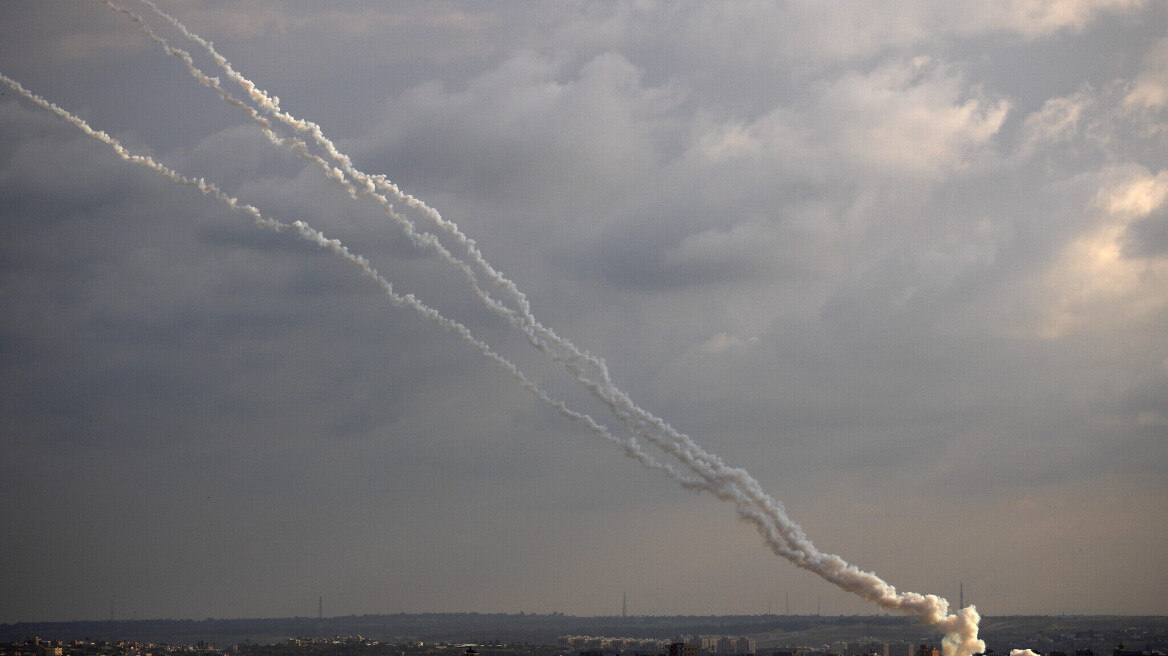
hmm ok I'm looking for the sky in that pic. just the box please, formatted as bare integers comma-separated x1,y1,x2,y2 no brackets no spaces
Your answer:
1,0,1167,625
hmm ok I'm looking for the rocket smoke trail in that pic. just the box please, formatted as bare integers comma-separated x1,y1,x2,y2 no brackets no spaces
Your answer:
15,3,988,654
0,72,692,489
110,12,988,656
109,0,814,533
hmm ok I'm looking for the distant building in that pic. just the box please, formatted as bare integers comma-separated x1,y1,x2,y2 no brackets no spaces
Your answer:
670,643,699,656
854,644,887,656
888,644,912,656
915,646,938,656
736,638,757,655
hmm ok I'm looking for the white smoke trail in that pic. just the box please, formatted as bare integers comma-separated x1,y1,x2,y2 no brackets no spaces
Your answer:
48,4,988,653
112,0,800,523
1011,650,1041,656
123,0,598,384
106,0,796,531
100,2,720,493
0,71,698,489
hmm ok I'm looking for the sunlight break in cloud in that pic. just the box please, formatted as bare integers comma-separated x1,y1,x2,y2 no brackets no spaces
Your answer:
1038,166,1168,337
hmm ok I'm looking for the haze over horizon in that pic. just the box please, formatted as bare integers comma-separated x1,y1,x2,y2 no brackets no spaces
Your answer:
1,1,1166,625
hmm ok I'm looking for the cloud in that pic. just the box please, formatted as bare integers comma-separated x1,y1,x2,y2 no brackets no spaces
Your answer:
2,0,1168,622
1020,89,1092,151
756,58,1009,179
1031,166,1168,337
945,0,1148,38
1125,37,1168,111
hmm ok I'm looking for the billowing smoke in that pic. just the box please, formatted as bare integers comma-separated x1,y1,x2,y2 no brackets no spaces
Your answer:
3,4,990,655
1011,650,1042,656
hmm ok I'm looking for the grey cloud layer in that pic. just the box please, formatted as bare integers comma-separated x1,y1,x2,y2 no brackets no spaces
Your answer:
1,0,1166,622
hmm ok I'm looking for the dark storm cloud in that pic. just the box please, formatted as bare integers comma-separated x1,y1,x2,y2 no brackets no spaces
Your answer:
1,0,1167,624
